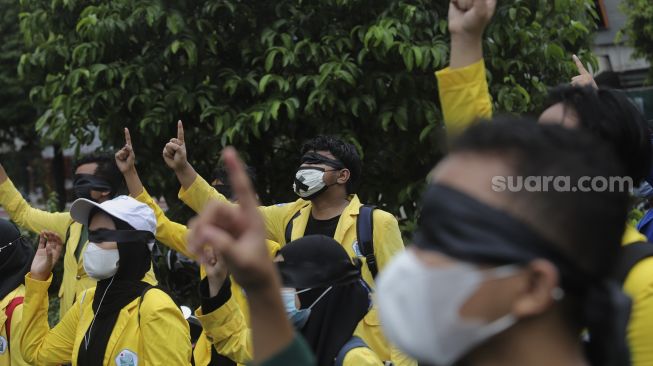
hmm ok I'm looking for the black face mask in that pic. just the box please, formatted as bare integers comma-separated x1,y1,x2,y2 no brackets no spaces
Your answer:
73,174,113,201
212,184,234,201
88,229,154,244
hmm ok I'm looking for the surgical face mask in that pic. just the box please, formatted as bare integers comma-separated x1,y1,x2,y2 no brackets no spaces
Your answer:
293,167,334,200
281,286,333,329
83,242,120,280
377,250,519,365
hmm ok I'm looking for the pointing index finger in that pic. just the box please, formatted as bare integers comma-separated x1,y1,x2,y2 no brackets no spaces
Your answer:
124,127,132,147
223,147,259,210
573,54,588,75
177,120,185,144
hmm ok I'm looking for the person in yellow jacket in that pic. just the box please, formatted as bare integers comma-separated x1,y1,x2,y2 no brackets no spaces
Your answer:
197,234,384,366
162,122,414,366
114,128,279,366
0,157,156,319
434,1,653,364
19,195,191,366
0,219,33,366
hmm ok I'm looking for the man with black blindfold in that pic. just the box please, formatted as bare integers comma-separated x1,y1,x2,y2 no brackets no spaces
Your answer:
376,118,632,366
196,234,383,366
0,156,157,319
0,219,34,365
163,121,412,366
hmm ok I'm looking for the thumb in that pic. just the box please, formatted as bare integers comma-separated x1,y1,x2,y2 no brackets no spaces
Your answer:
573,54,589,75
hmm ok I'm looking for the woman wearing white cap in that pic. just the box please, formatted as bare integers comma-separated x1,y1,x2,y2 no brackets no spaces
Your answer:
19,195,192,366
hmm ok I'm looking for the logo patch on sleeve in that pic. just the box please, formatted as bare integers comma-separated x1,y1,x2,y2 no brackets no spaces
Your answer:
0,336,7,354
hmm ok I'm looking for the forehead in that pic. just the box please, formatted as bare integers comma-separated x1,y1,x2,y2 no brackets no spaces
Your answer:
89,211,116,230
310,150,336,160
429,152,514,211
75,162,98,175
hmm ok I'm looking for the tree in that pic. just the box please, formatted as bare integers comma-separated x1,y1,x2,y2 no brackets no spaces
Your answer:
18,0,598,229
620,0,653,82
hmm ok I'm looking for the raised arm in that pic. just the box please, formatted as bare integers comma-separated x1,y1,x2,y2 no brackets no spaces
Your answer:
20,232,77,365
435,0,496,134
116,127,196,258
0,163,72,238
163,121,199,190
187,147,313,365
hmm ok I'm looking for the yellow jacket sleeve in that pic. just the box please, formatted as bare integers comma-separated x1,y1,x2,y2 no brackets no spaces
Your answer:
133,189,194,259
178,175,291,244
140,289,193,365
435,59,493,134
20,274,79,365
0,179,72,239
195,295,252,364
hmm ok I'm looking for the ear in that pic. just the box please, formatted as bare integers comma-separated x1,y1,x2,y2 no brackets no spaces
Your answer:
511,259,560,318
336,168,351,185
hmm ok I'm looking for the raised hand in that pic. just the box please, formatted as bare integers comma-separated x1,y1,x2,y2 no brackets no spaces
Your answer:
202,246,229,297
30,231,63,281
571,54,598,89
187,147,272,291
448,0,497,37
115,127,136,174
162,120,189,171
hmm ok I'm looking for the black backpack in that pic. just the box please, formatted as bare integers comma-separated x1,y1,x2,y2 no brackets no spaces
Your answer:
613,241,653,283
284,205,379,278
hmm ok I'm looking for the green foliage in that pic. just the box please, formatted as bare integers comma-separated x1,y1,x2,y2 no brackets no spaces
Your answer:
620,0,653,83
17,0,597,231
0,0,39,147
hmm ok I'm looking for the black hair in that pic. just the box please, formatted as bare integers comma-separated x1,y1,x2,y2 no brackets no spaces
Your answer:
301,136,362,194
547,85,652,184
73,153,126,198
211,165,257,184
451,117,628,280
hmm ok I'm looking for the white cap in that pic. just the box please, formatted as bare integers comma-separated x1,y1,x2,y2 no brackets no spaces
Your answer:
70,195,157,239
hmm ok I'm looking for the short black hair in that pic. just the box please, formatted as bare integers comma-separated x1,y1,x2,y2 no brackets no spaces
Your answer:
301,136,362,194
451,117,628,279
211,165,257,184
73,153,126,198
547,86,652,184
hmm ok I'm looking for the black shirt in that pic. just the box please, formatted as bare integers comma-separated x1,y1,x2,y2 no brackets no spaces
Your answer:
304,214,341,238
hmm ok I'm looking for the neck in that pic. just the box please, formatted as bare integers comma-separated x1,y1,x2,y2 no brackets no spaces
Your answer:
310,189,350,220
464,312,588,366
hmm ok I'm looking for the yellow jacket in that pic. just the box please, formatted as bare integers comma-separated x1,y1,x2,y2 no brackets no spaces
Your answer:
435,61,653,366
0,286,29,366
178,175,414,366
132,189,280,366
195,295,384,366
19,273,191,366
0,179,157,319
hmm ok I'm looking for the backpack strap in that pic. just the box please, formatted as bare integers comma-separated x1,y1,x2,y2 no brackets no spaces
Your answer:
284,210,302,244
138,285,157,324
613,242,653,283
357,205,378,278
334,336,368,366
4,296,24,342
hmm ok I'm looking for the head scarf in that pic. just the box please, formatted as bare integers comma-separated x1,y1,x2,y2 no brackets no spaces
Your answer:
0,219,34,299
278,235,371,366
77,210,152,366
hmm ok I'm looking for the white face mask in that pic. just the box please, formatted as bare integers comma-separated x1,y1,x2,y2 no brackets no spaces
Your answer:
293,167,328,199
376,250,519,365
83,242,119,280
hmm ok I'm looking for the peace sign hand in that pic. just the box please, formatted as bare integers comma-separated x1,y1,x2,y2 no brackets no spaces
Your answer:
163,120,190,172
115,127,136,174
571,55,598,89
